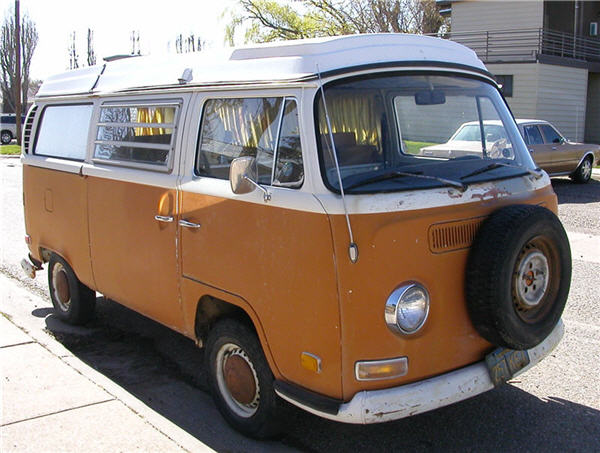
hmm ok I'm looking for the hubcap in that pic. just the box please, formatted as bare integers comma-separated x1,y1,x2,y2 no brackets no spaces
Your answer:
51,263,71,312
1,132,10,143
581,160,592,180
216,343,260,418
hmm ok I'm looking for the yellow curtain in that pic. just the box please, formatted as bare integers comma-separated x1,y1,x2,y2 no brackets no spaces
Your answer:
318,93,381,147
135,107,174,136
214,99,280,149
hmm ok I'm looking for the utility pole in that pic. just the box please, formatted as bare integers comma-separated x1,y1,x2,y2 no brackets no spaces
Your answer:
14,0,22,146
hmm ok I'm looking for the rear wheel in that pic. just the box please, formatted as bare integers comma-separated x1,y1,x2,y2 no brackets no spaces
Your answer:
48,254,96,324
1,130,12,145
206,319,282,439
571,156,592,183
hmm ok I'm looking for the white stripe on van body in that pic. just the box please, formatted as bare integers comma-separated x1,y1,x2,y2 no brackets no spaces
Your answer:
23,152,552,216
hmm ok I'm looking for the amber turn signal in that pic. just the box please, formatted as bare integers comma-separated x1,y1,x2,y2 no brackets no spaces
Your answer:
301,352,322,373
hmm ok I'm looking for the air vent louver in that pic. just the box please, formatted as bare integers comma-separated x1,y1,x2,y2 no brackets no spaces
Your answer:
22,105,37,154
428,217,486,253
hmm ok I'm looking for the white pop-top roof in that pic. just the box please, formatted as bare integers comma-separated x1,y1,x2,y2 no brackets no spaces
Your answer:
37,33,489,98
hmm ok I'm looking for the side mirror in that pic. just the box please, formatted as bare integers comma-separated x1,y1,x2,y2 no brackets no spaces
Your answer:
229,156,257,195
229,156,271,202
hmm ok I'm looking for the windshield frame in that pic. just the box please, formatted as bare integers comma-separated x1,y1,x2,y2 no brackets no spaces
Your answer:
313,70,536,194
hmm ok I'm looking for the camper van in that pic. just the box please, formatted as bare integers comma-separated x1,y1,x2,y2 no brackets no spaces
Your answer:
21,34,571,438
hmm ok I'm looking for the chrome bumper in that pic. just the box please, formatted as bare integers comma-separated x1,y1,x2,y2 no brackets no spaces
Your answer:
21,255,41,279
276,320,564,424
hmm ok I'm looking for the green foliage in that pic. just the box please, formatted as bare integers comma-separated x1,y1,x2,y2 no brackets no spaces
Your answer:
227,0,446,44
0,145,21,155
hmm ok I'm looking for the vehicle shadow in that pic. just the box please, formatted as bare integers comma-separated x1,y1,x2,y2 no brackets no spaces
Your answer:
42,297,600,452
552,176,600,204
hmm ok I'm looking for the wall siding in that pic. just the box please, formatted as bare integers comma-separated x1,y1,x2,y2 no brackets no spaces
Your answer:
487,63,539,120
585,73,600,144
451,1,544,33
487,62,588,142
536,64,588,142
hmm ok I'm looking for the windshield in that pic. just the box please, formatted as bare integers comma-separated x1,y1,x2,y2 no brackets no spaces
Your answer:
316,73,536,193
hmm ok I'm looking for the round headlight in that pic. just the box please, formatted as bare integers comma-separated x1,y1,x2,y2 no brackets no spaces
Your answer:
385,283,430,335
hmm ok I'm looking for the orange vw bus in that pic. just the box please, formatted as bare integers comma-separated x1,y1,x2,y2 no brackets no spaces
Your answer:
21,34,570,438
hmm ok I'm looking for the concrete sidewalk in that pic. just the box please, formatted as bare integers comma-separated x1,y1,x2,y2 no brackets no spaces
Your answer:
0,274,214,452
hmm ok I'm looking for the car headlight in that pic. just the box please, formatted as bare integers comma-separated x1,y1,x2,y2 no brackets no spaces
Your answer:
385,283,430,335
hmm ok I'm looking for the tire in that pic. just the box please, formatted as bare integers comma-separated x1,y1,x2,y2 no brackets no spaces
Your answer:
466,205,571,350
48,253,96,325
1,130,12,145
206,319,283,439
570,156,593,184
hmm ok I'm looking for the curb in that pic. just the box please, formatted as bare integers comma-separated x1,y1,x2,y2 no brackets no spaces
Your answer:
0,273,215,452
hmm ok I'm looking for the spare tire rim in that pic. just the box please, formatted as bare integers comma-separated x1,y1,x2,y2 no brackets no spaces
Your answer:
513,239,558,323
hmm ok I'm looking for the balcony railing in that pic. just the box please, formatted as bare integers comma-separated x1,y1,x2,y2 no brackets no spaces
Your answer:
433,28,600,63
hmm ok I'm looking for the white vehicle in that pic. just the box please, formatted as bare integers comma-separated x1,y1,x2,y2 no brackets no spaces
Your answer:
21,34,570,438
1,113,25,144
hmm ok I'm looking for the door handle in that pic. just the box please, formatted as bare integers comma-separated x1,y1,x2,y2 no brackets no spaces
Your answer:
179,219,201,229
552,146,557,150
154,215,174,223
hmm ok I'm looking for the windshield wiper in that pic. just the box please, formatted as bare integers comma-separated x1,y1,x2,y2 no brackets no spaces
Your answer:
345,170,466,191
460,161,544,180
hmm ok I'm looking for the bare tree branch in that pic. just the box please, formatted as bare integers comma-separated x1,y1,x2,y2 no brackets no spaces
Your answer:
0,10,37,112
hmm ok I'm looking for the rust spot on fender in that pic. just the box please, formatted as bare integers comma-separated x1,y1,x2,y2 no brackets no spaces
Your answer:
470,187,511,201
447,189,464,199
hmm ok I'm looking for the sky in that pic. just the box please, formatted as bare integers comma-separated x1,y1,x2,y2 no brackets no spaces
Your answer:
0,0,238,81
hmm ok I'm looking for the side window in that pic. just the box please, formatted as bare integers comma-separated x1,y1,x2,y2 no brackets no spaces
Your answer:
196,97,303,188
94,103,178,168
34,104,93,160
539,124,562,144
524,125,544,145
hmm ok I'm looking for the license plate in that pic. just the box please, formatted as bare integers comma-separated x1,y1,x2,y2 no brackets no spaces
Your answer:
485,347,530,387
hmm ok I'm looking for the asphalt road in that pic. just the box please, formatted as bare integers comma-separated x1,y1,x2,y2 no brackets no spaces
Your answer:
1,157,599,452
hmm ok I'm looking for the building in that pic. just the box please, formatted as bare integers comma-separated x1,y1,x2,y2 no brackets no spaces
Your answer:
437,0,600,144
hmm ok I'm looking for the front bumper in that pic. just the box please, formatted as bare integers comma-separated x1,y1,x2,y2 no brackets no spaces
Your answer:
276,320,564,424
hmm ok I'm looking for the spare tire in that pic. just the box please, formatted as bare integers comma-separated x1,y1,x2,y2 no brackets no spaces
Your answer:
466,204,571,350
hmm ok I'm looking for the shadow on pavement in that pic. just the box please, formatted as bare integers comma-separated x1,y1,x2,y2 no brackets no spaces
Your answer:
552,177,600,204
40,297,600,452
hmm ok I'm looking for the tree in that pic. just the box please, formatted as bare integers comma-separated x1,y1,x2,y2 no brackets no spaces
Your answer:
174,33,205,53
131,30,141,55
68,31,79,70
226,0,446,44
87,28,96,66
0,8,38,113
68,28,97,69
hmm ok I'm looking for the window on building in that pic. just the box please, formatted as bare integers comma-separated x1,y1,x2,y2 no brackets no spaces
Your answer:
196,97,304,188
94,102,179,168
495,75,513,97
34,104,93,160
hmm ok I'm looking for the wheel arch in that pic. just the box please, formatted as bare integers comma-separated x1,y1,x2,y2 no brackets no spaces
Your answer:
576,151,595,169
189,288,282,379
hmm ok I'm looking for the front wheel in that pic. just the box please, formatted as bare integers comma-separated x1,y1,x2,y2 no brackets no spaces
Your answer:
571,156,592,183
206,319,283,439
48,253,96,324
1,130,12,145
